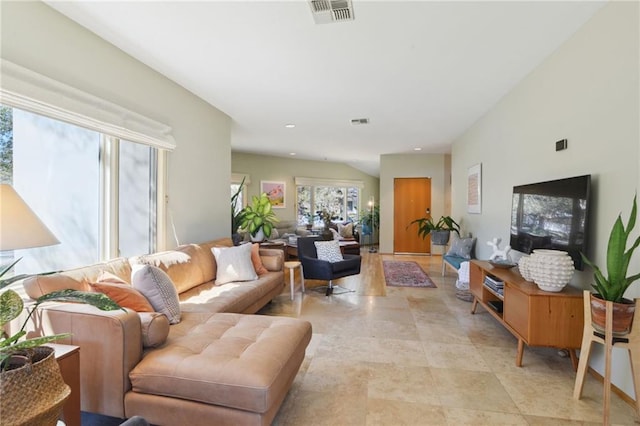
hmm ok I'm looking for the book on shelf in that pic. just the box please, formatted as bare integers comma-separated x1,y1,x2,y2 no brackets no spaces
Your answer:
483,282,504,296
484,275,503,287
484,277,503,291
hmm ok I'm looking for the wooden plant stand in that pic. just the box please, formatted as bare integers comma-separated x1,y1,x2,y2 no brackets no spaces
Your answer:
573,290,640,425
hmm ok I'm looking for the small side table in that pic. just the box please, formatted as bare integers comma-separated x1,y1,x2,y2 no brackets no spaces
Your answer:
284,261,305,300
48,343,81,426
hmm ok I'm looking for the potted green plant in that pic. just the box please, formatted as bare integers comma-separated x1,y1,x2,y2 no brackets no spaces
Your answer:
239,193,279,242
1,287,121,424
409,215,460,245
360,205,379,234
231,177,246,245
582,195,640,336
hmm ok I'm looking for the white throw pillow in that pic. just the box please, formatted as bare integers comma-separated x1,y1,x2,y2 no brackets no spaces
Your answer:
314,240,344,263
211,243,258,284
132,264,181,324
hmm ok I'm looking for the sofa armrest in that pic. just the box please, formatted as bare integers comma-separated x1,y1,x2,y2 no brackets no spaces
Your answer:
259,248,284,272
30,303,143,418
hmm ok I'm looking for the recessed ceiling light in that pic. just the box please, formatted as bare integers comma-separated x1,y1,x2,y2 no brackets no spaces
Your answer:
414,147,422,151
285,124,296,128
289,152,296,156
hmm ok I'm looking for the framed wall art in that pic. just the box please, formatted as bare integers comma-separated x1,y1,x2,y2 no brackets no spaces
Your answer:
467,163,482,214
260,181,286,208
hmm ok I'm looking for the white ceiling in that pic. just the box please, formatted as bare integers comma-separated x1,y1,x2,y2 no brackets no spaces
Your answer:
46,0,606,177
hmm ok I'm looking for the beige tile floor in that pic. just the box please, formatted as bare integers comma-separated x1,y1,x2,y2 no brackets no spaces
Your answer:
260,251,640,426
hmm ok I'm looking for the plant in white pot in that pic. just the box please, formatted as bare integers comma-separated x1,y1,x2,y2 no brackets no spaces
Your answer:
0,287,121,425
239,193,279,242
409,215,460,246
582,195,640,336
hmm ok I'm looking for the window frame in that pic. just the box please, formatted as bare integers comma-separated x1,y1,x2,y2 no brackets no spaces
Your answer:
0,60,170,262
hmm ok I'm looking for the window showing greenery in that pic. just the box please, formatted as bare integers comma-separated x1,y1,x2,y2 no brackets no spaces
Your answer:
0,106,12,183
231,183,244,216
297,184,359,227
0,105,158,274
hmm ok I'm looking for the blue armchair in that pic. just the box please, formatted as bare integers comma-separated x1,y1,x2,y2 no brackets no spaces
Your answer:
297,237,362,296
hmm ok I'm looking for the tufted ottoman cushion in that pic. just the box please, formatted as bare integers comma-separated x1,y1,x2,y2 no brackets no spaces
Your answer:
128,313,312,414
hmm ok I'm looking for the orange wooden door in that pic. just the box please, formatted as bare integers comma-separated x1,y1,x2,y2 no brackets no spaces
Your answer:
394,177,431,254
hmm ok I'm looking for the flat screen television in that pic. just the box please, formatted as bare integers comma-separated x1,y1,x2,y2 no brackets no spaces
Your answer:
510,175,591,270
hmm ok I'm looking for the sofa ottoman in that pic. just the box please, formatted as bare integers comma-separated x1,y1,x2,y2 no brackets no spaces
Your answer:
125,313,312,426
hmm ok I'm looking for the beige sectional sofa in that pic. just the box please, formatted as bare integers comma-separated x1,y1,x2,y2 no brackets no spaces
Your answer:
21,238,312,426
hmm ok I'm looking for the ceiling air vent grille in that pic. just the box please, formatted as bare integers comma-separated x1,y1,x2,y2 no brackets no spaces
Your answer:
310,0,331,12
309,0,354,24
351,118,369,125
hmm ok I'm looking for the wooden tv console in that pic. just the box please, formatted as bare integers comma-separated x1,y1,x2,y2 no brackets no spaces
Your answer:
469,260,584,368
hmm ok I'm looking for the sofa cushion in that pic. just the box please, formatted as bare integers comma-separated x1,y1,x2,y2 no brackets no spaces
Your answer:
22,258,131,299
129,313,312,414
23,273,89,299
259,249,284,272
130,239,232,295
130,246,213,295
211,243,257,284
139,312,170,348
132,265,181,324
443,255,466,270
89,281,154,313
178,272,284,314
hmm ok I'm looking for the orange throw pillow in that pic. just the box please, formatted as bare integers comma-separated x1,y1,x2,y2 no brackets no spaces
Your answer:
251,243,269,275
89,282,154,312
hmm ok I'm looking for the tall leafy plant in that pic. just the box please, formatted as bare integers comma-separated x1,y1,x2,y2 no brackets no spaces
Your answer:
582,195,640,302
239,193,279,238
231,177,246,235
360,205,380,233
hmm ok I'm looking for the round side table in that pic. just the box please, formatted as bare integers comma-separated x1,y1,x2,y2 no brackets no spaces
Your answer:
284,261,305,300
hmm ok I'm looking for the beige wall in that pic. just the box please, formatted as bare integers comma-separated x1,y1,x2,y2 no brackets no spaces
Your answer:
1,1,232,248
451,2,639,397
379,154,449,254
232,152,379,225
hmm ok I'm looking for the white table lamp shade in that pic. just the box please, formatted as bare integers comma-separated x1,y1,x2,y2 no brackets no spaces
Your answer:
0,184,59,251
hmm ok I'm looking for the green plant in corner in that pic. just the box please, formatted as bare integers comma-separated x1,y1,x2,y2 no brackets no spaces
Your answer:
582,195,640,303
239,192,279,239
360,205,379,233
0,288,122,369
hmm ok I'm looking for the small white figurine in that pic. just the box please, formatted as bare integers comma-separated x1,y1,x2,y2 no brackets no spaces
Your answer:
487,237,512,262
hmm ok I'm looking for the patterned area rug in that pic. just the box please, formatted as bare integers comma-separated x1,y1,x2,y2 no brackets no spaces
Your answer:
382,260,437,288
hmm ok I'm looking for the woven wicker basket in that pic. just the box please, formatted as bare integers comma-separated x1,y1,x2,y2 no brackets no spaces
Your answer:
0,346,71,426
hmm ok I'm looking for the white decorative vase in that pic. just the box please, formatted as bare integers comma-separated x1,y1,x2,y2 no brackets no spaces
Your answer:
518,255,533,281
528,249,575,292
250,228,265,242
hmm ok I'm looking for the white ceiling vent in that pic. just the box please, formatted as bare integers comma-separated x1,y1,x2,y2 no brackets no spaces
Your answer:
351,118,369,125
309,0,354,24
